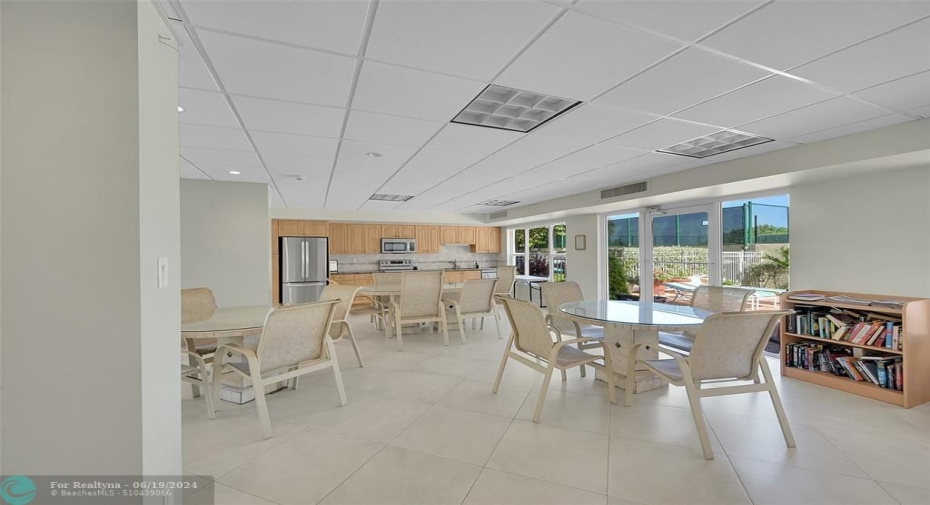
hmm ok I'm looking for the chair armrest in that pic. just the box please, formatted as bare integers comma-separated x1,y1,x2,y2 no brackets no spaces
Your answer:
546,324,563,342
215,343,258,361
552,336,603,350
182,350,208,368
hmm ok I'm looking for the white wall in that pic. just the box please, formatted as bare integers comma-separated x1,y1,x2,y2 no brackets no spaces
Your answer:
181,180,271,306
791,165,930,297
564,214,602,300
1,0,179,475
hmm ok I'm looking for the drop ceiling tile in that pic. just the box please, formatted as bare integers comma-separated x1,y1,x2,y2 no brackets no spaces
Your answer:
910,105,930,118
276,180,328,209
251,131,338,158
524,144,644,181
466,135,590,179
262,153,333,175
181,0,369,54
672,75,839,127
359,200,404,211
394,148,486,179
367,0,559,80
231,95,344,137
377,177,436,196
180,124,253,151
575,0,765,42
786,113,914,144
172,21,218,91
495,11,683,100
270,189,286,208
792,19,930,93
179,88,239,128
196,164,271,184
180,147,263,168
602,118,722,151
197,30,356,106
338,139,419,165
699,1,930,70
569,152,687,181
425,123,524,154
736,97,890,140
343,110,443,147
179,158,210,180
531,104,657,143
352,61,486,121
853,71,930,111
595,47,770,115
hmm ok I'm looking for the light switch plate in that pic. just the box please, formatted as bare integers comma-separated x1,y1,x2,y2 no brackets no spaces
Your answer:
157,258,169,288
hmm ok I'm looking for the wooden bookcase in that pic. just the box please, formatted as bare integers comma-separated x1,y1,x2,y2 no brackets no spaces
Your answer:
780,290,930,408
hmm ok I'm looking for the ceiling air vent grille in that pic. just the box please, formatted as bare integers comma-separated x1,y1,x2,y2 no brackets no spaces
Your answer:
601,181,647,200
490,211,508,220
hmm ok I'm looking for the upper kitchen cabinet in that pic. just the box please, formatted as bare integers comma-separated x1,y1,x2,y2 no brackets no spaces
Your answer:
474,227,502,253
416,225,441,254
458,226,476,245
277,219,329,237
440,227,458,245
348,224,366,254
382,225,415,238
489,227,501,253
365,225,382,254
329,223,349,254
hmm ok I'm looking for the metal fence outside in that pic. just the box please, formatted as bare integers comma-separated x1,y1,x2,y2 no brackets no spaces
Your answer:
608,247,764,285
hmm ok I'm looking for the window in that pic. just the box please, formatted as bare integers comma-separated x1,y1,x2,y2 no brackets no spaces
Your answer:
722,195,790,302
508,223,565,282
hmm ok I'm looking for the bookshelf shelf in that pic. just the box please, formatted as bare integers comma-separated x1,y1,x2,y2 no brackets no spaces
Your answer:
781,290,930,409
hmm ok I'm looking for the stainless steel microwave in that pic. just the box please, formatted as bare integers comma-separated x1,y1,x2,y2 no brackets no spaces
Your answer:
381,238,416,254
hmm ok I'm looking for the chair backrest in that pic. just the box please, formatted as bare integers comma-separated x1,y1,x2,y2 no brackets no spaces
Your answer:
319,284,362,337
687,310,790,381
457,279,499,314
181,287,217,323
256,300,338,373
690,285,754,312
373,272,402,286
494,266,517,295
500,297,556,358
539,281,584,333
399,271,443,318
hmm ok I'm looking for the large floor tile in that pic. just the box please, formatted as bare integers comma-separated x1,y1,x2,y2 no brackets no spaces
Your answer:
516,388,612,434
818,426,930,489
183,414,306,478
463,468,606,505
547,372,612,398
731,457,897,505
414,355,488,378
370,370,463,404
487,420,609,494
304,365,404,393
468,359,548,389
319,446,481,505
185,483,275,505
218,427,382,504
390,406,512,465
610,402,723,452
439,379,531,418
707,410,867,478
364,349,433,371
878,482,930,505
265,384,358,425
300,394,431,443
607,436,750,505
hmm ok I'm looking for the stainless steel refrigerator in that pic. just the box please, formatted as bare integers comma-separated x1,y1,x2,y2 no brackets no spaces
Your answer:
280,237,328,305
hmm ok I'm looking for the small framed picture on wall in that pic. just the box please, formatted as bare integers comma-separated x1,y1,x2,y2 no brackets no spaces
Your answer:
574,234,586,250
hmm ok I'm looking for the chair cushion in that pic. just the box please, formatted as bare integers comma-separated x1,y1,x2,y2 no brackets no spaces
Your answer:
658,331,694,352
555,345,600,367
641,359,684,382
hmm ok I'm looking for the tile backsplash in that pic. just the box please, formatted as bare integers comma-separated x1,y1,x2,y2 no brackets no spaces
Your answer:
332,245,503,273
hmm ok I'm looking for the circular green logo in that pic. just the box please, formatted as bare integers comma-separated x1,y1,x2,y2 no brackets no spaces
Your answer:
0,476,36,505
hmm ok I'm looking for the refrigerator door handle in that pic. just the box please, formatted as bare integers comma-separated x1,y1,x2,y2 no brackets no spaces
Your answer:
301,240,307,280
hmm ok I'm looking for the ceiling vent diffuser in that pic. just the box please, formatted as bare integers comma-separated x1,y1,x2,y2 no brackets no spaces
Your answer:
477,199,520,207
369,194,414,202
452,85,581,133
658,130,773,158
601,181,648,200
489,211,509,220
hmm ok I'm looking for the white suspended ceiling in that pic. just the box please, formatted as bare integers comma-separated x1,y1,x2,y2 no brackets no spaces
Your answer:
171,0,930,215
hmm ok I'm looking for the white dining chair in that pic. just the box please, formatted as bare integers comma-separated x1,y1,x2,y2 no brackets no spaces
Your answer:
443,278,501,343
320,284,365,367
658,285,755,354
181,349,214,418
182,287,218,399
388,271,449,350
540,281,605,377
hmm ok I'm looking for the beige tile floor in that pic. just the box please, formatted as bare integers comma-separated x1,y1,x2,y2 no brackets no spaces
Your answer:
183,311,930,505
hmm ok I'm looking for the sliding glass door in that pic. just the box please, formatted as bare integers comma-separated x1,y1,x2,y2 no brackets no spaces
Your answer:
644,204,719,305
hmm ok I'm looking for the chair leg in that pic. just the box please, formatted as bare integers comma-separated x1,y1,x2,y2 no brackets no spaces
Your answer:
394,313,404,351
533,364,556,423
455,306,466,345
479,316,485,330
440,312,450,347
188,352,202,398
760,357,795,448
560,368,567,381
602,348,617,406
252,376,274,439
344,322,365,367
209,353,228,420
492,334,515,394
682,376,714,460
492,312,503,340
579,363,587,378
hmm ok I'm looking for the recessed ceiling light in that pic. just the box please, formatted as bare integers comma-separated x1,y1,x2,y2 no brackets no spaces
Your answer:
370,194,413,202
366,152,382,158
227,170,241,175
177,106,185,112
657,130,773,159
477,199,520,207
452,84,581,133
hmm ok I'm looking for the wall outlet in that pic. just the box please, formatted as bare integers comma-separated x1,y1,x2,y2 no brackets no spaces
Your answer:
157,258,169,288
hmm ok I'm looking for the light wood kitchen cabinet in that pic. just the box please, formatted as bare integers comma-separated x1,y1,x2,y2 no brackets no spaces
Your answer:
328,273,374,306
348,224,366,254
304,220,329,236
277,219,304,236
489,227,501,253
365,225,381,254
475,227,490,253
440,227,458,244
429,226,442,253
329,223,349,254
464,271,481,281
416,225,441,253
458,226,476,245
381,225,414,238
444,271,464,283
271,220,280,256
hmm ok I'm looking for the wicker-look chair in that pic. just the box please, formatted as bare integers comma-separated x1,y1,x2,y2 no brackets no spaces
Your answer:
443,278,501,343
658,285,755,353
320,284,365,367
626,310,795,460
495,297,616,422
540,281,605,377
388,271,449,350
182,350,214,417
182,287,218,399
493,266,517,298
210,300,343,439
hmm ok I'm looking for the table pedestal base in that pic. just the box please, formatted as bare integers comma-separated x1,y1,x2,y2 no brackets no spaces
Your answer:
594,325,668,394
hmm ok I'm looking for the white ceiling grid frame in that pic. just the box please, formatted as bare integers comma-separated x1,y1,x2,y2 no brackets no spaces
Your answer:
179,123,254,152
342,110,444,147
734,96,891,141
230,95,345,137
852,70,930,112
786,113,914,145
530,104,659,143
178,88,240,128
179,146,263,169
262,153,334,176
602,118,723,151
172,20,219,91
179,157,210,180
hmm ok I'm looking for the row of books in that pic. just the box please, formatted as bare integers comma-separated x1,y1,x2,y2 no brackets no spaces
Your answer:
785,293,906,309
785,305,903,350
785,342,904,390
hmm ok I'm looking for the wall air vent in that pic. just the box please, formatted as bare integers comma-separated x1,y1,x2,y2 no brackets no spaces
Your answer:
489,211,508,220
658,130,773,158
601,181,648,200
451,84,581,133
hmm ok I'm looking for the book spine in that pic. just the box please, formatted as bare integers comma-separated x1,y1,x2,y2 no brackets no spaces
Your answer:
884,322,894,348
876,361,888,388
895,363,903,391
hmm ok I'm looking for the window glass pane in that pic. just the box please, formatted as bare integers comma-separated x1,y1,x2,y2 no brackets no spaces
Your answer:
513,229,525,253
552,224,566,252
721,195,790,307
528,227,549,277
606,213,639,300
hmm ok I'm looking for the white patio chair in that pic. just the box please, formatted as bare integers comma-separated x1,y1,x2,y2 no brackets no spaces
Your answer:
320,284,365,367
443,278,501,343
493,266,517,299
182,349,214,418
210,300,343,439
658,285,755,354
388,271,449,350
540,281,605,377
494,297,616,422
182,287,218,398
625,310,795,460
